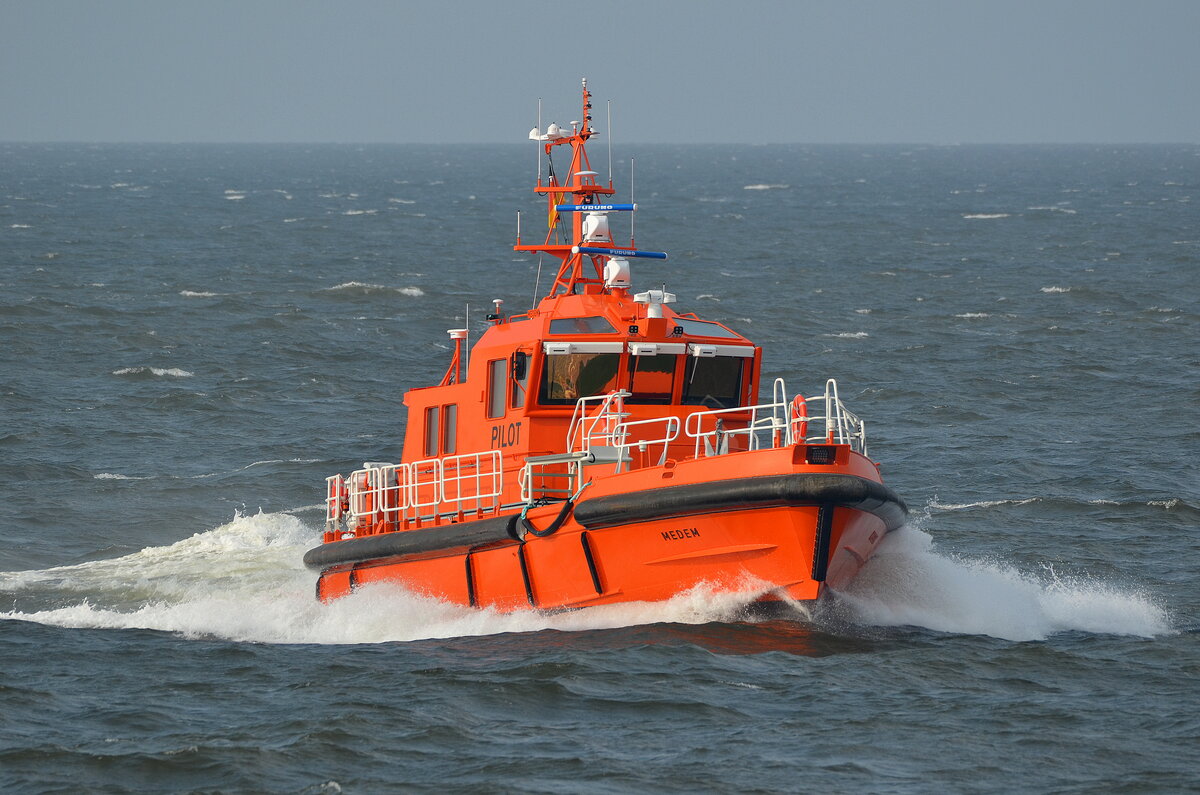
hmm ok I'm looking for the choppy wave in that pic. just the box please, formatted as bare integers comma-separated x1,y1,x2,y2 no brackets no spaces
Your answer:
323,282,425,297
1040,285,1071,293
1027,206,1078,214
930,495,1198,515
179,290,219,298
111,366,194,378
92,459,321,483
963,213,1010,219
0,512,1172,646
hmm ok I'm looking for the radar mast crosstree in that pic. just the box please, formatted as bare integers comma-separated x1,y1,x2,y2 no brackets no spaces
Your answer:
516,78,666,298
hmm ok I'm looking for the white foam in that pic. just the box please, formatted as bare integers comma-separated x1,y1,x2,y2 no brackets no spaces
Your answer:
1027,206,1078,214
931,496,1039,511
954,312,990,318
111,367,194,378
0,512,764,645
179,290,218,298
963,213,1010,219
10,224,31,229
190,458,322,479
324,282,423,297
743,184,789,190
835,526,1171,641
1040,286,1071,293
825,332,869,339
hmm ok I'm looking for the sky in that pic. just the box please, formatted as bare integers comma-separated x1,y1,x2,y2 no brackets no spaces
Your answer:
2,0,1198,144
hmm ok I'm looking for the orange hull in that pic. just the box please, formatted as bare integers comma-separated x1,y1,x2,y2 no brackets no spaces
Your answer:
309,447,905,610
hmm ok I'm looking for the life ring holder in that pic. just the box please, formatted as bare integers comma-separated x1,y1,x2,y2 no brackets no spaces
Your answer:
790,395,809,443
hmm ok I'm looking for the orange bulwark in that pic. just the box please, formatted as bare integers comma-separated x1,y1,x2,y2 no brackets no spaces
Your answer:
305,79,907,611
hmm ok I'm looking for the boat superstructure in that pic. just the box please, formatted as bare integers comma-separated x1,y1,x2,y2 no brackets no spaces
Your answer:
306,80,907,610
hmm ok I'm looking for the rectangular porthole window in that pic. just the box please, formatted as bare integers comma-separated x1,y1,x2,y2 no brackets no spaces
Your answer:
424,406,439,457
442,404,457,455
511,352,529,409
487,359,506,418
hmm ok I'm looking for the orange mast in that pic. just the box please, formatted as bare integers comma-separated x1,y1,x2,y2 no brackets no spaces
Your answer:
515,78,659,296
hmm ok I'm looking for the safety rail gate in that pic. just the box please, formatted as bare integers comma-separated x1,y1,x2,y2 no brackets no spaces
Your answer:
684,378,867,459
326,450,504,534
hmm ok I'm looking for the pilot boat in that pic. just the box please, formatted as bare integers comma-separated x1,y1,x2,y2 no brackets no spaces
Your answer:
305,80,907,611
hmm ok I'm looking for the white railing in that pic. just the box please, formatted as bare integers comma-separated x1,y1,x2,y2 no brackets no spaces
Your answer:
684,400,790,458
684,378,868,458
325,474,347,530
814,379,868,456
441,451,505,514
342,450,503,530
519,451,590,503
609,415,681,471
566,390,630,454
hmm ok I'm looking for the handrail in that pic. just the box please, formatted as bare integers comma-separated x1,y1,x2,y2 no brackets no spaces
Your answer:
345,450,503,532
520,452,589,502
772,377,789,446
682,378,868,458
325,474,347,532
610,415,681,471
567,390,630,454
684,400,790,458
440,450,503,514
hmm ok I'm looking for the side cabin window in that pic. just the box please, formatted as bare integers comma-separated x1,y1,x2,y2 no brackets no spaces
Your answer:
442,404,457,455
511,351,529,409
627,354,677,405
423,406,439,458
682,356,745,409
487,359,506,418
539,353,621,405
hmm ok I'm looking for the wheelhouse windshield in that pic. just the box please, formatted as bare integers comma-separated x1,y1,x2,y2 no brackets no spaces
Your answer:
681,356,744,408
539,353,622,404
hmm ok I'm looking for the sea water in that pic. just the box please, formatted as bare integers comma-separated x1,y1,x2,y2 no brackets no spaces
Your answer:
1,142,1197,791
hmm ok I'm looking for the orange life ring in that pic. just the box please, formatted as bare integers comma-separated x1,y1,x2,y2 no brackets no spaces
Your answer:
791,395,809,442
